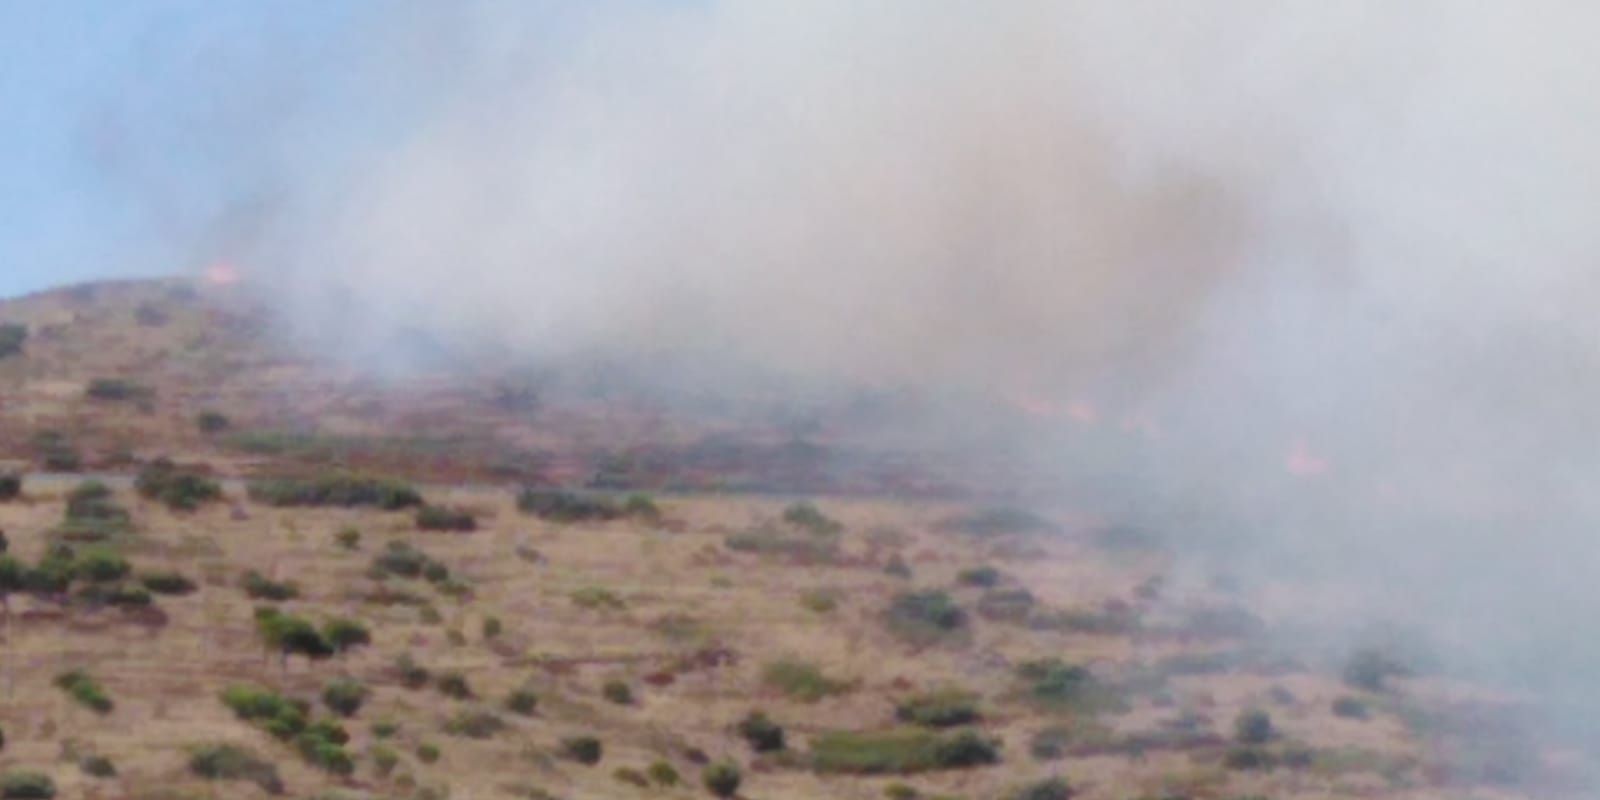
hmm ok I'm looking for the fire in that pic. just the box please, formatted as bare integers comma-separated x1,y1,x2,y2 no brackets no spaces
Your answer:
1285,438,1329,477
203,263,242,286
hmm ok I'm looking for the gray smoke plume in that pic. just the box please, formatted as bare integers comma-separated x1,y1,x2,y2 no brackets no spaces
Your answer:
78,0,1600,783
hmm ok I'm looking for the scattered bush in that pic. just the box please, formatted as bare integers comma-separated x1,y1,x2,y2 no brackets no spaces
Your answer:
71,548,130,583
810,729,999,774
956,566,1001,588
885,591,966,645
335,527,361,550
0,475,19,502
976,589,1037,622
762,659,851,702
444,710,507,739
416,743,442,764
323,679,369,717
936,507,1055,537
1008,777,1074,800
1234,710,1275,744
602,679,634,705
78,755,115,778
254,609,335,664
395,654,431,688
54,670,113,714
58,481,132,541
614,767,649,787
737,711,786,752
322,618,372,653
370,744,399,777
482,615,503,640
724,525,840,561
31,431,80,472
1343,648,1410,692
248,475,423,510
190,744,284,794
140,570,197,595
783,501,843,535
85,377,151,403
243,570,299,600
295,719,356,775
623,493,661,520
647,760,680,787
800,588,840,613
517,489,622,522
895,688,980,728
883,555,913,579
1223,746,1275,770
135,459,223,511
1014,658,1109,712
703,761,743,798
416,505,477,532
221,685,310,738
505,688,539,716
371,540,445,580
0,324,27,359
0,772,54,800
561,736,603,766
436,672,473,700
196,411,232,434
571,586,625,611
1332,696,1370,720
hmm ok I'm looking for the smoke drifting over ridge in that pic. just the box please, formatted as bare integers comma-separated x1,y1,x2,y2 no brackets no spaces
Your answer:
97,0,1600,770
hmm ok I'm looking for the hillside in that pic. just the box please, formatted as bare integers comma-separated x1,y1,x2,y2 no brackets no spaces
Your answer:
0,279,1572,800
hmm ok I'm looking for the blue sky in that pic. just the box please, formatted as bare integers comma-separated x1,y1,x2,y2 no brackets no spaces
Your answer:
0,2,362,299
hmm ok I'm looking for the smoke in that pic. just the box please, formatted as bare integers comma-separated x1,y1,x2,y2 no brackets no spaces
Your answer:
92,0,1600,779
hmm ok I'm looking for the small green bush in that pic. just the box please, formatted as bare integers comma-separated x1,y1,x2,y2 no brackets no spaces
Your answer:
623,493,661,520
800,588,840,613
416,743,442,764
703,761,742,798
1343,648,1409,692
1008,777,1073,800
571,586,625,610
85,377,151,403
189,744,284,794
323,679,369,717
762,659,851,702
436,671,473,700
0,324,27,360
370,744,399,777
810,729,999,774
647,760,680,787
884,555,913,579
334,527,361,550
602,679,634,705
444,710,507,739
956,565,1001,588
31,431,80,472
505,689,539,716
247,475,423,510
58,481,132,541
516,489,622,522
78,755,115,778
196,411,232,434
1223,746,1275,770
562,736,603,765
936,507,1055,537
482,616,503,639
54,670,113,714
71,548,130,583
140,570,197,595
783,501,843,535
737,711,786,752
614,767,649,787
395,654,431,689
416,505,477,532
1332,696,1369,720
0,772,53,800
242,570,299,600
885,591,966,644
322,618,372,653
895,688,980,728
1234,709,1274,744
135,460,223,511
0,474,19,502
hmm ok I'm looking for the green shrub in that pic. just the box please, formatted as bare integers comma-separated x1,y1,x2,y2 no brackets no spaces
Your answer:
614,767,649,787
221,685,310,738
1234,710,1274,744
762,659,851,702
334,527,361,551
1332,696,1369,720
1013,658,1117,713
140,570,197,595
0,324,27,359
736,711,786,752
242,570,299,600
623,493,661,520
505,688,539,716
189,744,284,794
247,475,423,510
1223,746,1275,770
295,722,355,776
85,377,151,403
956,566,1001,588
516,489,622,522
799,588,840,613
436,672,473,699
254,609,335,663
885,591,966,644
370,744,400,777
482,615,503,640
703,761,742,798
884,784,919,800
810,729,999,774
783,501,843,535
58,481,132,541
561,736,603,765
0,474,19,502
647,760,680,787
371,540,438,579
322,618,372,653
895,688,980,728
1008,777,1073,800
71,548,129,583
135,460,223,511
0,771,55,799
602,680,634,705
1343,648,1409,692
1027,720,1114,760
444,710,507,739
78,755,115,778
936,507,1055,537
323,679,369,717
196,411,232,434
571,586,625,610
884,555,913,579
416,505,477,532
395,654,431,688
54,670,113,714
724,524,840,561
416,743,442,763
31,431,80,472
